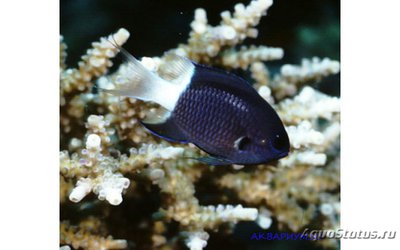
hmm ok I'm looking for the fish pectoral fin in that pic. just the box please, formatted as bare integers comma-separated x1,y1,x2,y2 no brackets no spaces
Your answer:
196,156,233,166
234,136,251,151
140,118,188,143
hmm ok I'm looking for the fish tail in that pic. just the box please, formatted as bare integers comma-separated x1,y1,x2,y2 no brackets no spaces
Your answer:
100,40,182,111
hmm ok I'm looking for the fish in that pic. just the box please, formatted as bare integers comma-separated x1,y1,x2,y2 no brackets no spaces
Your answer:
102,44,290,165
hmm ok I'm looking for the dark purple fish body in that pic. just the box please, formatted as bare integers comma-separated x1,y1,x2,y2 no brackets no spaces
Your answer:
142,63,290,165
104,45,289,165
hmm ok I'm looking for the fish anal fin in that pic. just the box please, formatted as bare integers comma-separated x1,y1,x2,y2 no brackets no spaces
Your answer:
140,118,188,143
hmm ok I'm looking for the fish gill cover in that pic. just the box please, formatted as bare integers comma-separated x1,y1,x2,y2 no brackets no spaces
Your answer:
60,0,340,249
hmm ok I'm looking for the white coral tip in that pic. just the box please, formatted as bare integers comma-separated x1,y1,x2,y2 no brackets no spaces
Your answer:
221,26,236,40
187,237,207,250
186,233,209,250
237,206,258,220
105,188,123,206
69,179,92,203
159,147,184,159
141,57,158,71
320,203,334,215
87,115,105,129
258,86,271,99
257,215,272,229
260,0,273,9
195,8,207,22
114,28,130,44
298,151,327,165
86,134,101,149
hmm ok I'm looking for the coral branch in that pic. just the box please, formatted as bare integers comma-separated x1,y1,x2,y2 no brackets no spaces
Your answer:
280,57,340,83
176,0,274,63
221,45,283,69
60,219,127,250
60,28,130,95
271,57,340,99
278,86,340,124
185,231,209,250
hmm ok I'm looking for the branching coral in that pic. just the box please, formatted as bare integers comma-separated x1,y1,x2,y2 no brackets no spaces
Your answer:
60,0,340,249
171,0,281,67
60,29,130,95
270,57,340,100
221,45,284,69
60,217,127,250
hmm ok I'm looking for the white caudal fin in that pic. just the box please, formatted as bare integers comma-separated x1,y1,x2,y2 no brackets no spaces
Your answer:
160,52,195,84
102,42,195,112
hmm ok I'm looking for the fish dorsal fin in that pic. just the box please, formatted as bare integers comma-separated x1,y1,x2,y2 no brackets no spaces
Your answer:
190,63,260,98
141,118,188,143
100,43,191,111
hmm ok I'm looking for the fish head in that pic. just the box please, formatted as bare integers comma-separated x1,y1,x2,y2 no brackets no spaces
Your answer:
233,127,290,164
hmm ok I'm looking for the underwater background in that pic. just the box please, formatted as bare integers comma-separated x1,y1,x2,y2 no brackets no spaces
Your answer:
60,1,340,249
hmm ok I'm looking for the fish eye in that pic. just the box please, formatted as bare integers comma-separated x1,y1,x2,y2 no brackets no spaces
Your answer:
234,136,252,151
271,134,287,150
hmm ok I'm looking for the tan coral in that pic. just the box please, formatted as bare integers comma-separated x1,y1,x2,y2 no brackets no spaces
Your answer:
250,61,270,88
60,28,130,95
270,57,340,100
218,161,340,249
60,218,127,250
221,45,283,69
60,29,130,139
174,0,275,64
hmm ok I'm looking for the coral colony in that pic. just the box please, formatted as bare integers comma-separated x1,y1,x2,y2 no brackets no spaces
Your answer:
60,0,340,249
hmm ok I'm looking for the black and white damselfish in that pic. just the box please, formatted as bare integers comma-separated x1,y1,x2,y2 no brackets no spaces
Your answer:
102,44,290,165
